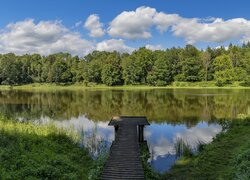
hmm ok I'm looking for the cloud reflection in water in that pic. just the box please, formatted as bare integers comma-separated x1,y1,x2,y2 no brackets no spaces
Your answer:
39,116,221,173
145,122,222,173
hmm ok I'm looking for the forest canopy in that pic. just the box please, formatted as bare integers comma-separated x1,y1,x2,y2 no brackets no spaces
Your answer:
0,43,250,87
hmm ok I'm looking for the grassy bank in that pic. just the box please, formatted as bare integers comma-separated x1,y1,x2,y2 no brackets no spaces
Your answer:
140,119,250,180
165,119,250,180
0,82,250,91
0,115,94,179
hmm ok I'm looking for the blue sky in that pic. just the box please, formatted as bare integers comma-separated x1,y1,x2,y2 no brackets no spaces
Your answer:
0,0,250,56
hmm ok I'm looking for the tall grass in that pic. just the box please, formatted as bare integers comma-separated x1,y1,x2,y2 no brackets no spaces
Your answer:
0,115,79,141
165,119,250,180
174,138,194,158
140,142,162,180
0,114,94,179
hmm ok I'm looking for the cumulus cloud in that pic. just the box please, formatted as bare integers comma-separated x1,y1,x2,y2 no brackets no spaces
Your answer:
154,12,180,33
96,39,134,53
84,14,105,38
174,124,222,149
108,6,157,39
145,44,164,51
108,6,181,40
108,6,250,44
0,19,94,56
172,18,250,44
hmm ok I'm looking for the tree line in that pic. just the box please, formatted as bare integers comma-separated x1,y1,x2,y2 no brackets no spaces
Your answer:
0,43,250,86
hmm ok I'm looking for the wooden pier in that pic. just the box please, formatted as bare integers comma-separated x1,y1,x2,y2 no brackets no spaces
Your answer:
101,116,150,180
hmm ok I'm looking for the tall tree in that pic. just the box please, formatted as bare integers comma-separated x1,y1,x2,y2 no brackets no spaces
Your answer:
213,54,234,86
147,51,173,86
101,53,123,86
201,51,212,82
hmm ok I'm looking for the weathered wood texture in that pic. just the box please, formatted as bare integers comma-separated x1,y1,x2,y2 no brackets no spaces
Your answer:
101,116,149,180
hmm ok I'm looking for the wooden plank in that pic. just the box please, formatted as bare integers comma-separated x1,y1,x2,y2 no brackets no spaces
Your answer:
108,116,150,126
101,117,149,180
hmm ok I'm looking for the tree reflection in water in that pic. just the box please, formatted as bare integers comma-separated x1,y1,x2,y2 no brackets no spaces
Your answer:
0,89,249,172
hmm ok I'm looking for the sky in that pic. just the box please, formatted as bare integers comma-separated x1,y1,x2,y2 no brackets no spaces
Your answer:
1,0,250,56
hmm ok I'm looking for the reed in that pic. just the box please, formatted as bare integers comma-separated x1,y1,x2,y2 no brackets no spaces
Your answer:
0,114,94,179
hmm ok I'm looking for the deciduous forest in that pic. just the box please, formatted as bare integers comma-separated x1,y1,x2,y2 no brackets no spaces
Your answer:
1,43,250,87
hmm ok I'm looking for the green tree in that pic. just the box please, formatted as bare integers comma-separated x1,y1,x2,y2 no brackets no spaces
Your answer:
213,55,234,86
201,51,211,82
0,54,21,85
122,48,154,84
181,57,202,82
51,60,72,83
147,51,172,86
101,53,123,86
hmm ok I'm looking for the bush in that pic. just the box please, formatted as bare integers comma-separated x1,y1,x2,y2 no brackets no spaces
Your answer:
174,74,186,82
215,78,225,87
233,149,250,179
241,76,250,87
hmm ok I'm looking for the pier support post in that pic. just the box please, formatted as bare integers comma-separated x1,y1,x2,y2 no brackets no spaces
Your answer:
138,125,144,142
114,125,119,141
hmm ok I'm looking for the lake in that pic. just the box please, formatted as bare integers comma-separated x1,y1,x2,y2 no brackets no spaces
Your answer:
0,88,249,173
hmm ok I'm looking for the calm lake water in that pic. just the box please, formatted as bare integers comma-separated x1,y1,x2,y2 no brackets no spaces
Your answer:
0,88,250,173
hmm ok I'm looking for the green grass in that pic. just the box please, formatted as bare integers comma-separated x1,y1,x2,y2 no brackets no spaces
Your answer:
0,81,250,91
0,115,94,179
140,142,162,180
165,119,250,180
140,119,250,180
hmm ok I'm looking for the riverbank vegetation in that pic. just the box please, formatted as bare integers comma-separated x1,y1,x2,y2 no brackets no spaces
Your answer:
1,81,250,91
0,43,250,87
0,114,94,179
141,118,250,180
165,119,250,180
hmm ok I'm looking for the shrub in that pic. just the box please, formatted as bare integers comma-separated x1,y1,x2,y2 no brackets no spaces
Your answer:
232,148,250,179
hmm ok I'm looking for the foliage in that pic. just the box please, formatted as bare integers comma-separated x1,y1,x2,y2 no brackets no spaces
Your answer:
164,119,250,180
232,148,250,179
101,53,123,86
213,55,235,86
147,51,173,86
0,115,94,179
0,44,250,86
88,153,108,180
140,142,162,180
181,57,202,82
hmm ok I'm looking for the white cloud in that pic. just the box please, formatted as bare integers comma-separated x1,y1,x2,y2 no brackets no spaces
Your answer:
108,6,157,39
38,115,114,156
154,12,180,33
84,14,105,38
0,19,95,56
242,31,250,43
172,17,250,44
108,6,250,44
150,136,176,160
108,6,181,40
145,44,164,51
174,125,222,149
96,39,134,53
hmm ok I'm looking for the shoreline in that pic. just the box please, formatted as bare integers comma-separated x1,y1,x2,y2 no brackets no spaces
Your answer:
165,119,250,179
0,115,97,179
140,119,250,179
0,82,250,91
